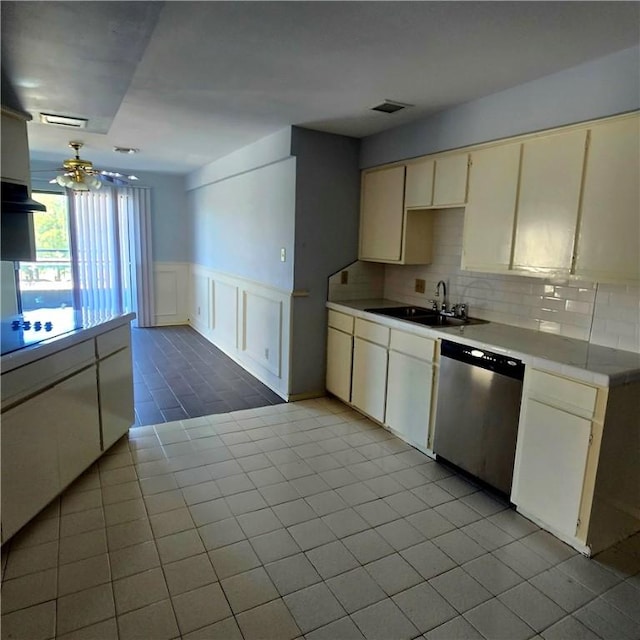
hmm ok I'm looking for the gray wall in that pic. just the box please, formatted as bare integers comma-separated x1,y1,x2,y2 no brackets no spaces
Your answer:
187,129,297,291
289,127,360,395
361,45,640,168
29,159,190,263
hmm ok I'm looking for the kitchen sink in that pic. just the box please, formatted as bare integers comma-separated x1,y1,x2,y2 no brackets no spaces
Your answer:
364,306,488,327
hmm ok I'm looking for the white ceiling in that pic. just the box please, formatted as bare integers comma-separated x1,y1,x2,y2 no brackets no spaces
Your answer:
2,1,639,175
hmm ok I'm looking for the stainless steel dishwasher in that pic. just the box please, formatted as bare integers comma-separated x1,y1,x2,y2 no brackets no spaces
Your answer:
433,339,525,495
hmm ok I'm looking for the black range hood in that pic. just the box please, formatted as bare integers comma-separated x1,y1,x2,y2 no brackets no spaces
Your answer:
1,181,46,214
1,181,46,261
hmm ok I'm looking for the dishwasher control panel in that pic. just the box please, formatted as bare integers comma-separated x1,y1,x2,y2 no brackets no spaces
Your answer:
440,340,524,380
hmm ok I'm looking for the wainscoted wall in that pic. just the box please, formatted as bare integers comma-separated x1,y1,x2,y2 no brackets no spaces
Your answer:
153,262,190,326
328,210,640,354
189,264,291,399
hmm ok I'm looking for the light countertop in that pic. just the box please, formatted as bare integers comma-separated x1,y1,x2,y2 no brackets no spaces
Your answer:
1,312,136,374
328,299,640,387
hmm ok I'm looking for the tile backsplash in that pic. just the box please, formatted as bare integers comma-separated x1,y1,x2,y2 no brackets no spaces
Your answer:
329,208,640,353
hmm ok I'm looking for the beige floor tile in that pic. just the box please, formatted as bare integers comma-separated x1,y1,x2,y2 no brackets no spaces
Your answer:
198,517,246,550
117,599,179,640
172,582,232,635
1,567,58,614
104,498,147,527
209,540,261,579
114,566,169,614
0,600,56,640
156,528,205,564
182,617,243,640
163,553,218,596
58,553,111,596
351,599,418,640
106,518,154,551
221,566,279,613
149,506,195,538
4,540,58,580
109,539,160,580
56,617,118,640
236,598,301,640
57,583,115,635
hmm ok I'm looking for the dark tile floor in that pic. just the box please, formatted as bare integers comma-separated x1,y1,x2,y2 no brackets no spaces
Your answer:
132,326,284,426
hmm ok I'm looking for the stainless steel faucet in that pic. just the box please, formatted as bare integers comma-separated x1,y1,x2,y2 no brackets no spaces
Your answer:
435,280,447,312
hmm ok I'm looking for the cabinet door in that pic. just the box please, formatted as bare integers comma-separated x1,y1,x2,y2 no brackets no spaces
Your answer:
326,327,353,403
1,112,30,186
433,154,469,206
462,143,521,272
513,130,587,273
574,116,640,282
385,351,433,449
1,367,101,541
100,348,135,451
512,398,591,538
351,337,388,422
405,159,434,208
359,166,405,262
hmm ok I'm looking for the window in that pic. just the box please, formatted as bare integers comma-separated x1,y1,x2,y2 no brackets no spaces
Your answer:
18,192,74,312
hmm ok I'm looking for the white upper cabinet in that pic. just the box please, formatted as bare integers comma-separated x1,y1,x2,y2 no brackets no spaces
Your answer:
573,114,640,283
359,165,433,265
462,143,522,272
433,153,469,207
405,159,435,208
1,110,30,186
512,129,587,274
359,165,405,262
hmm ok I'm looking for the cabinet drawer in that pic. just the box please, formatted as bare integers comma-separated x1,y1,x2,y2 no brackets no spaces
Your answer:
97,325,131,359
527,369,598,417
328,310,354,334
354,318,389,346
390,330,435,362
1,340,95,408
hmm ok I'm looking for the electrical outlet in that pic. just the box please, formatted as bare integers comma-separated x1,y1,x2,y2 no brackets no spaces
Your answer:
264,347,269,359
415,278,426,294
340,270,349,285
197,306,201,316
280,248,286,262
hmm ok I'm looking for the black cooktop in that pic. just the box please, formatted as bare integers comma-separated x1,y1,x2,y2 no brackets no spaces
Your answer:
1,308,82,356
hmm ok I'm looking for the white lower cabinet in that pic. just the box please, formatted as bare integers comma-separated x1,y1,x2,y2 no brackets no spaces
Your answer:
511,368,604,549
386,351,433,449
385,330,436,450
511,397,591,538
1,366,101,541
351,337,388,423
99,348,135,450
326,327,353,403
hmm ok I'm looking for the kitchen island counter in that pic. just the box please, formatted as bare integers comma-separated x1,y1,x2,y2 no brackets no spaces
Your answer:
1,312,136,374
1,312,136,543
327,299,640,387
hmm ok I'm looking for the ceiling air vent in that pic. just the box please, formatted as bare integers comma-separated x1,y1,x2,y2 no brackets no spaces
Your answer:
370,100,413,114
39,113,88,128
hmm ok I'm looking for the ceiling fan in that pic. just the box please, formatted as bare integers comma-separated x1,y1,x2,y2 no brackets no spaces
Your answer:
44,141,139,191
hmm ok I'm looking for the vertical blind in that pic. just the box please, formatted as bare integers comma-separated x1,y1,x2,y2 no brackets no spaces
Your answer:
69,186,154,327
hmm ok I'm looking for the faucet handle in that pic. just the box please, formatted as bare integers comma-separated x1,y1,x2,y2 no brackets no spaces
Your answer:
427,299,438,311
453,303,468,319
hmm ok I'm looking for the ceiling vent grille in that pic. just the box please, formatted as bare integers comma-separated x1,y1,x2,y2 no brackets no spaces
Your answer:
370,100,413,114
39,113,88,128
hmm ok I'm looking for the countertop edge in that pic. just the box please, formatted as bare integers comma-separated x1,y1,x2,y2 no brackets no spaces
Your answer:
0,313,136,373
327,300,640,388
